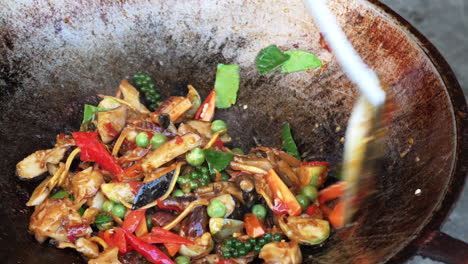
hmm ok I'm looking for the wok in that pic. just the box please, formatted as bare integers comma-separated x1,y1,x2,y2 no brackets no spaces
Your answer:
0,0,467,263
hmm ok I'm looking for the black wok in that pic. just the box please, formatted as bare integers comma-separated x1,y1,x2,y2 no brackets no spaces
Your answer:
0,0,467,263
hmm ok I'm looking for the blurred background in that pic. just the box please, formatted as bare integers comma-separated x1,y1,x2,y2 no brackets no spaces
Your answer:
380,1,467,263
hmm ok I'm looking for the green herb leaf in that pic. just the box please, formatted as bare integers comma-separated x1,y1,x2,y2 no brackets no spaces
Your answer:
255,45,290,75
205,149,234,174
78,207,87,216
215,64,240,108
281,50,322,73
281,123,301,160
94,213,113,224
49,189,70,199
82,104,110,124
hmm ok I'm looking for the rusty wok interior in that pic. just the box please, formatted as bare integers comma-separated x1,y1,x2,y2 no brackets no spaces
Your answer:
0,0,466,263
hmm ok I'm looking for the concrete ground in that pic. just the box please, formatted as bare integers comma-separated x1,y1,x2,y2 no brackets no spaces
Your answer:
379,1,467,263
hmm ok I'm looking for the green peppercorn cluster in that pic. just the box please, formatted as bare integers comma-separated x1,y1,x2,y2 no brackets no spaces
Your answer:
177,166,212,192
133,73,162,110
221,233,282,259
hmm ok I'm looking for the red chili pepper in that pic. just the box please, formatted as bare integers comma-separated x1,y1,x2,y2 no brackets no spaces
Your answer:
139,234,194,245
216,259,240,264
128,181,143,194
305,205,318,216
175,137,184,145
318,181,346,205
99,228,129,254
72,132,124,175
122,209,147,233
326,200,345,228
119,228,175,264
66,224,88,243
266,169,302,216
164,243,181,257
157,199,183,212
141,227,194,245
214,138,224,149
301,161,330,166
195,90,216,121
244,213,266,238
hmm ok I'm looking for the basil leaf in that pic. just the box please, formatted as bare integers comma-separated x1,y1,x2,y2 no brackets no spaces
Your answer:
215,64,240,108
281,50,322,73
94,213,113,224
82,104,110,124
255,45,290,75
281,123,301,160
205,149,234,174
49,189,70,199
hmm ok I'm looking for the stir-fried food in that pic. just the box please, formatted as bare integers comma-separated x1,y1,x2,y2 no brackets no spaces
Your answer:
19,48,345,264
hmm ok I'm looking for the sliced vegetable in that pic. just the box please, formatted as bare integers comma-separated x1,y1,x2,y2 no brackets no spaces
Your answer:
165,243,181,257
119,79,150,113
298,162,329,187
266,169,302,216
122,209,147,233
195,90,216,122
152,96,192,123
186,148,205,166
204,149,234,174
119,227,175,264
280,50,322,73
244,213,266,238
318,181,346,205
208,218,244,240
139,227,194,245
132,170,177,209
142,132,202,172
186,85,202,118
328,200,345,228
72,132,124,175
256,45,290,75
178,232,214,257
259,241,302,264
101,182,137,203
281,123,301,160
278,216,330,245
214,64,240,108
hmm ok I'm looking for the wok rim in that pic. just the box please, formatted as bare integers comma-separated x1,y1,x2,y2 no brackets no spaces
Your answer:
364,0,468,262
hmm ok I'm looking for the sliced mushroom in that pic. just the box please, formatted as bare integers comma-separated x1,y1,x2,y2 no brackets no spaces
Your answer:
75,237,100,259
119,79,150,113
16,147,67,180
71,167,104,204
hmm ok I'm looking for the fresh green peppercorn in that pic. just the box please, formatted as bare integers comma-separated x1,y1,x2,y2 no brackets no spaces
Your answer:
296,194,311,210
191,171,201,180
171,189,184,196
234,239,242,249
225,239,234,247
199,167,209,174
174,256,190,264
238,248,247,256
202,174,211,182
222,251,232,259
252,204,267,219
264,233,273,242
258,237,266,245
177,176,190,185
136,132,150,148
253,245,262,253
244,241,253,251
102,200,115,213
200,180,208,187
301,185,318,202
111,203,127,219
190,180,199,190
95,221,114,231
186,148,205,166
273,233,282,242
221,172,230,181
151,133,167,149
211,120,228,134
207,200,226,217
232,250,239,258
232,148,244,154
249,238,256,245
